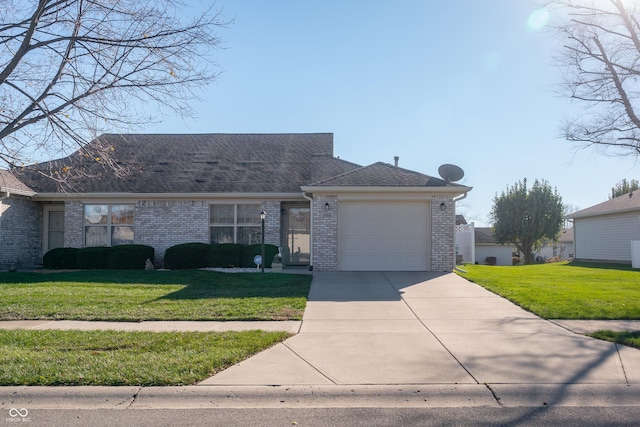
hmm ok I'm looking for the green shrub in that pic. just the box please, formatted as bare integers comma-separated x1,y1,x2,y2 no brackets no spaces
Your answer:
241,244,279,268
76,247,111,269
207,243,244,268
108,245,155,270
43,248,79,269
164,243,211,269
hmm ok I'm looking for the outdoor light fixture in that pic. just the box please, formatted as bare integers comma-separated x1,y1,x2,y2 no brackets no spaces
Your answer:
324,202,330,210
440,202,446,210
260,210,266,274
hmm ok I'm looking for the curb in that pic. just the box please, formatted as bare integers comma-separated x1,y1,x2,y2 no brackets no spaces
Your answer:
2,384,640,409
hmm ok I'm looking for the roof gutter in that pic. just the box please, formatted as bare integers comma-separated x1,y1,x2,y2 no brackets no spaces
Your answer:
301,185,472,195
33,192,305,202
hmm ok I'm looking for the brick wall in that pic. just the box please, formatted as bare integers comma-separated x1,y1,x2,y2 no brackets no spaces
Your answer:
431,195,455,272
136,200,210,265
64,201,84,248
63,199,281,267
311,195,338,271
0,196,42,269
261,201,281,247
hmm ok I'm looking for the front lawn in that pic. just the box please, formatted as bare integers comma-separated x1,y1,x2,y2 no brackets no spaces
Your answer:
456,262,640,319
0,329,290,385
0,270,312,321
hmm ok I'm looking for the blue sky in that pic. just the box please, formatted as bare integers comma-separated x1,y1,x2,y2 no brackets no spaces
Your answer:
141,0,638,226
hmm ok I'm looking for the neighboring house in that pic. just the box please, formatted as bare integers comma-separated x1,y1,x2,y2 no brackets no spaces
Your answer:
566,192,640,264
473,227,516,266
0,133,471,272
454,217,515,266
535,228,574,261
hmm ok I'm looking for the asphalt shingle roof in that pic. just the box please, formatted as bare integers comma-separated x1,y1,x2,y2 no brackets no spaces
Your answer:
13,133,340,193
567,192,640,219
0,169,36,196
11,133,465,194
475,227,498,244
310,162,451,187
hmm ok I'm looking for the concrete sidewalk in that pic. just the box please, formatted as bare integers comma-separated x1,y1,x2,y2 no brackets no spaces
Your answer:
2,271,640,409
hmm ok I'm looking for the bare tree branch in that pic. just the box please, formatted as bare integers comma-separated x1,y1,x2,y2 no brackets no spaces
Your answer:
551,0,640,157
0,0,226,186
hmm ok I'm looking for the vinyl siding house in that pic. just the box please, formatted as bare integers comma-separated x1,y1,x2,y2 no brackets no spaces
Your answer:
535,228,574,261
0,133,471,272
566,192,640,264
474,227,516,266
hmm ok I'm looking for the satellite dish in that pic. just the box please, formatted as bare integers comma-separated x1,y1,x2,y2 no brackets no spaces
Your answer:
438,164,464,183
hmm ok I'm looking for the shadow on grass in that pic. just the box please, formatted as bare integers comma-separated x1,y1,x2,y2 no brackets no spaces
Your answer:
589,330,640,349
565,261,635,271
0,270,312,300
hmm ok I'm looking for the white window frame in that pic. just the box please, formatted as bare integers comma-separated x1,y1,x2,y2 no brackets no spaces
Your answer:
83,204,135,247
210,203,262,244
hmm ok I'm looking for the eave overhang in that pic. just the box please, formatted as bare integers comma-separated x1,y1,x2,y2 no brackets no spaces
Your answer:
32,192,306,202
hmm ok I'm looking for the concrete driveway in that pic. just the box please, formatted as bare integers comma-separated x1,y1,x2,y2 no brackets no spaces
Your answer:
202,271,640,393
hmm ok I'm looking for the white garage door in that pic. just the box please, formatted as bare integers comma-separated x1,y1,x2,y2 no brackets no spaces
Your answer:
339,201,430,271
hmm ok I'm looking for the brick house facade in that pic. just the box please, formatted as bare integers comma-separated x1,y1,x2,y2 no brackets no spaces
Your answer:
1,133,470,271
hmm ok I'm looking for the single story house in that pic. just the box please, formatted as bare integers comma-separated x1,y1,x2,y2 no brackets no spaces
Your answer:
0,133,471,272
454,217,514,266
566,191,640,264
535,228,574,261
473,227,516,266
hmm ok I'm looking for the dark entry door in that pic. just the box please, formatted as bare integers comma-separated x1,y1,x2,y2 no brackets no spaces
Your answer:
283,205,310,266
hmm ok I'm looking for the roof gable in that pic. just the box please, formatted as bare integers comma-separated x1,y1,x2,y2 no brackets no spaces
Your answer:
309,162,451,187
0,170,35,196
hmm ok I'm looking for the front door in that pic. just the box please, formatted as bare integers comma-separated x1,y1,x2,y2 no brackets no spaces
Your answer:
282,204,310,266
43,205,65,254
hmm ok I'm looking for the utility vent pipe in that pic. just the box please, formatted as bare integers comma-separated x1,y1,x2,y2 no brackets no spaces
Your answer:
394,156,399,167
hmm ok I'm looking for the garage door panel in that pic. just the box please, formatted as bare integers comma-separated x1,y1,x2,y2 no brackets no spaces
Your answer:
339,201,430,271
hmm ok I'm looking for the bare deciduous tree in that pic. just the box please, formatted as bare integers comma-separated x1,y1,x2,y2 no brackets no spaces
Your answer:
0,0,225,181
551,0,640,158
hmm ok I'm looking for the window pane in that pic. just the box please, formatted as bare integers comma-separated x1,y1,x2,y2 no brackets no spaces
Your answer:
210,205,234,224
112,226,134,245
112,205,134,224
210,226,234,244
85,226,108,246
237,204,261,225
237,226,261,245
85,205,108,225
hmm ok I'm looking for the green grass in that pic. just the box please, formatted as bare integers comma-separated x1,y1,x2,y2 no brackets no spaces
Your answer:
0,329,290,386
0,270,312,321
456,261,640,319
589,330,640,350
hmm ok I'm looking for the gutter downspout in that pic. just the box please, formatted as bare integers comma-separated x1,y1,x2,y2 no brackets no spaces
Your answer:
303,192,314,271
0,191,10,270
452,191,469,270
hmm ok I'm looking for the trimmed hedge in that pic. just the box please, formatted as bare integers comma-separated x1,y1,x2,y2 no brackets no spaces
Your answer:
207,243,244,268
107,244,155,270
164,242,211,270
241,244,279,268
43,248,79,269
163,242,281,269
76,247,111,269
